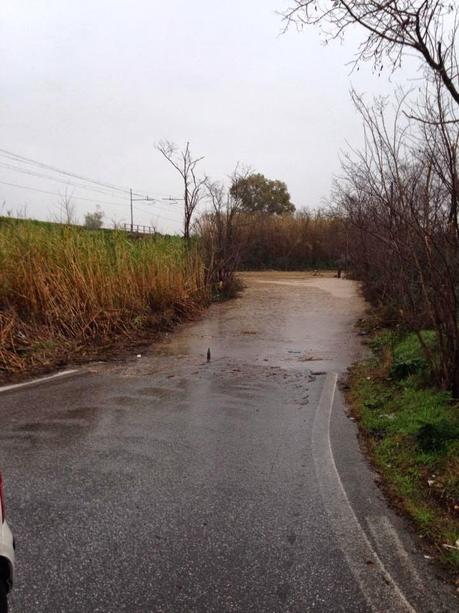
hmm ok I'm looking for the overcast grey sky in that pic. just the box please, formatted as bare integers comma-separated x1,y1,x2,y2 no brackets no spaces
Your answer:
0,0,417,233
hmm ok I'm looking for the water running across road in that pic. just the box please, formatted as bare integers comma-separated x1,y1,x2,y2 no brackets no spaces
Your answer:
0,273,456,612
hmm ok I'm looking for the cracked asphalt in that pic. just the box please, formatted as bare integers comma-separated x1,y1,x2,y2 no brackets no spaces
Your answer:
0,273,456,612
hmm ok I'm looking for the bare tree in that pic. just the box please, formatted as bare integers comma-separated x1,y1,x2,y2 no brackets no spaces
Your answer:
282,0,459,395
156,140,206,241
57,189,77,225
110,216,124,230
334,89,459,395
413,77,459,238
14,204,29,219
194,166,255,296
283,1,459,106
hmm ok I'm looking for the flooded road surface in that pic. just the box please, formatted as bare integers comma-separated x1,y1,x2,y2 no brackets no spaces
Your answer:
0,273,456,612
149,272,363,373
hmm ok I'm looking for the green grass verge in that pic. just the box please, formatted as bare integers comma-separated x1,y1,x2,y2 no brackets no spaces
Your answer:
350,330,459,570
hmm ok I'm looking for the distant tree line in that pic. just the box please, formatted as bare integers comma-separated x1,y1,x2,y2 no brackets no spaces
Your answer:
198,171,341,271
235,210,341,270
196,167,343,295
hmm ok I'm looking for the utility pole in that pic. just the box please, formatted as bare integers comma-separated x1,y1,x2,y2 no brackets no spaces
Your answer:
130,188,134,232
129,188,156,233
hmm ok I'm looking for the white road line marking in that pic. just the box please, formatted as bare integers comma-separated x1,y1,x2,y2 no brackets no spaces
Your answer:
312,373,416,613
367,516,425,593
0,369,80,394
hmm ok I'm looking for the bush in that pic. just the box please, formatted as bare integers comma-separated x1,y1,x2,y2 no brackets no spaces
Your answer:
416,421,459,453
351,329,459,569
390,331,436,380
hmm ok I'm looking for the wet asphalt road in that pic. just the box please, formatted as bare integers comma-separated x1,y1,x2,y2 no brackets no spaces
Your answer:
0,273,457,612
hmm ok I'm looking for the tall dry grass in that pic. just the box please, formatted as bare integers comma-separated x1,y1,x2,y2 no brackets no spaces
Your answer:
236,211,344,270
0,218,209,377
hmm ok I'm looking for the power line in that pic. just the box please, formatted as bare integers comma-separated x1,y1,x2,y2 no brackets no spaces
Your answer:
0,179,129,207
0,148,186,202
0,147,138,196
0,177,183,213
135,205,180,223
0,161,128,201
0,147,187,230
0,178,183,225
0,161,184,209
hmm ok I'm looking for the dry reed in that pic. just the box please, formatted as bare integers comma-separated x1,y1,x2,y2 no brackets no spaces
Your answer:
0,218,209,377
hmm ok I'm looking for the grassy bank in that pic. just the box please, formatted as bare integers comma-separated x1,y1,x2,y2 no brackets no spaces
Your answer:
350,329,459,570
0,218,210,380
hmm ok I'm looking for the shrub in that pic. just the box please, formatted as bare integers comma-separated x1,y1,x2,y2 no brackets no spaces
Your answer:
390,331,437,380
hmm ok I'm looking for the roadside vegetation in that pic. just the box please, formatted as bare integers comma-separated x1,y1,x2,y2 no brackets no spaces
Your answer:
285,0,459,396
350,329,459,569
0,217,209,379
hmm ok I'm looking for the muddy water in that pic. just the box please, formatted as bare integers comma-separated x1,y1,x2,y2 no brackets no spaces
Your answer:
116,271,365,377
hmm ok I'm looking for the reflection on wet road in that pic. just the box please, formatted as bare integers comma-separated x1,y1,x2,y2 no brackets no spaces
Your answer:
0,273,454,612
